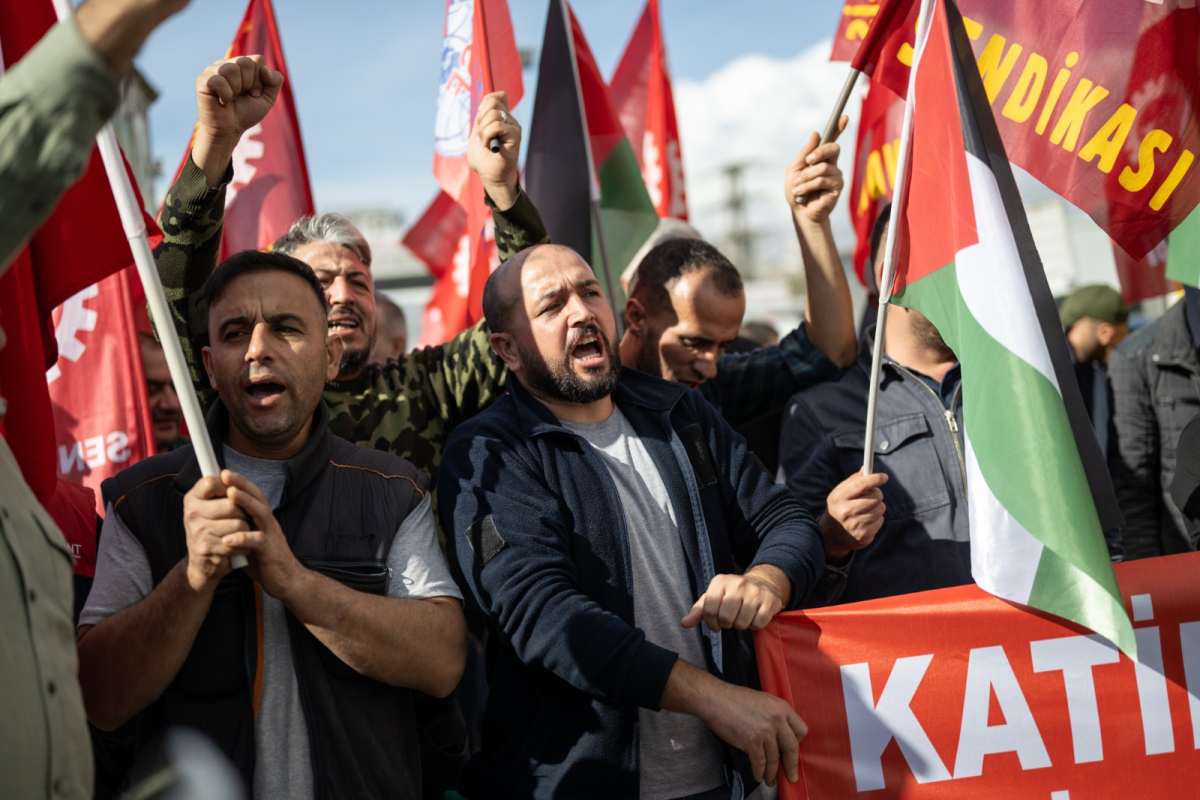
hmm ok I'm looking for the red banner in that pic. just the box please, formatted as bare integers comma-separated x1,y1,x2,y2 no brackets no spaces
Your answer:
402,190,497,347
610,0,688,220
830,0,884,63
48,268,155,522
1112,238,1173,305
849,81,904,286
832,0,1200,263
168,0,314,258
756,553,1200,798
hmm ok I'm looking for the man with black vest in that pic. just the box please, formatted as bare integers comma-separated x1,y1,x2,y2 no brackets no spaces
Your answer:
75,251,467,799
440,244,825,798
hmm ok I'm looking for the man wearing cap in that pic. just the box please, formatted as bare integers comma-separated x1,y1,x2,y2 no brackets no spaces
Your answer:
1059,284,1130,454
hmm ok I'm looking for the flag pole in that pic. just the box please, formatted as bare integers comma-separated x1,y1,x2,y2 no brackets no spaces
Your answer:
52,0,247,569
861,0,936,475
559,0,624,334
795,67,860,205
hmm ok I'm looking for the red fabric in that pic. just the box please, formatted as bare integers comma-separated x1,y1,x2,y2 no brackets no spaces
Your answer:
892,2,978,295
609,0,687,219
830,0,887,63
566,4,625,169
433,0,524,206
838,0,1200,262
45,479,98,578
0,2,160,504
848,81,904,286
403,190,500,347
166,0,314,258
432,0,522,325
47,267,155,517
846,0,917,75
1112,238,1173,304
755,552,1200,798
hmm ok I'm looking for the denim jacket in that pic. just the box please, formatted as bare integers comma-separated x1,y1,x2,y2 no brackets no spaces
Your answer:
779,330,970,603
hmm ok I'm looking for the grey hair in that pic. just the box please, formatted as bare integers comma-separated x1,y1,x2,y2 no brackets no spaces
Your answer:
272,213,373,267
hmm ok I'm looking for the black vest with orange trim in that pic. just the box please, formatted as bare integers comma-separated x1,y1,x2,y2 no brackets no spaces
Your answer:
101,399,428,799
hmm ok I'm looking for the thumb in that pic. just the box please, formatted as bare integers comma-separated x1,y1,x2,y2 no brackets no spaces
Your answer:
681,596,705,628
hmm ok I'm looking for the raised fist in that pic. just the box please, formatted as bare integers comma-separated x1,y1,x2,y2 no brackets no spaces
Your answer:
196,55,283,144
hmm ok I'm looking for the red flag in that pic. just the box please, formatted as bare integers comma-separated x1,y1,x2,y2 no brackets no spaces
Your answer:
609,0,688,220
47,268,156,518
832,0,1200,263
168,0,314,258
1112,237,1173,304
403,191,500,347
848,81,904,286
433,0,523,325
0,3,161,506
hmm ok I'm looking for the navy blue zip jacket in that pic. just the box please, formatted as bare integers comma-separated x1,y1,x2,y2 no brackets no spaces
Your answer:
439,366,825,799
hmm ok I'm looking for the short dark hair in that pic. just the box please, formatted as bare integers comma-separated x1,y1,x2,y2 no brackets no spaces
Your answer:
630,239,743,317
203,250,329,318
869,203,893,271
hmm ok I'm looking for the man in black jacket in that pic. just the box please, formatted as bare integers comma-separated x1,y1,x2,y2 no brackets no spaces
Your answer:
440,244,825,799
1108,288,1200,558
75,252,467,798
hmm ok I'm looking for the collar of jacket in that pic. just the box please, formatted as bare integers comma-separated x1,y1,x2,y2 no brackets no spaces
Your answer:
505,366,688,436
858,324,925,388
1150,300,1200,370
174,397,333,500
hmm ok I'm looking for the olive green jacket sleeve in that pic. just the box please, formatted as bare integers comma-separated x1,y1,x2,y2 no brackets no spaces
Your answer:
0,16,120,269
487,185,550,262
152,156,229,413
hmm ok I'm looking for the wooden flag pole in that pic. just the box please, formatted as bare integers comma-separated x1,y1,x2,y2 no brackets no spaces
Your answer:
861,0,936,475
52,0,247,569
795,67,860,205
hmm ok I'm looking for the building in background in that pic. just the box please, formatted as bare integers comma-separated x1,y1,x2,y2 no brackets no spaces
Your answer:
113,68,160,213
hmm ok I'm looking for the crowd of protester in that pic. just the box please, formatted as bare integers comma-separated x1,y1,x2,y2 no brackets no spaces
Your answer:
2,3,1197,799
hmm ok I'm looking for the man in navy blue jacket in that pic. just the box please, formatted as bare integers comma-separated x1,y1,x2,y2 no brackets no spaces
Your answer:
439,244,826,799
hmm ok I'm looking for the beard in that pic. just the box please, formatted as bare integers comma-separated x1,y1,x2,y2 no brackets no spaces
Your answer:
911,310,955,360
519,325,622,405
339,342,372,378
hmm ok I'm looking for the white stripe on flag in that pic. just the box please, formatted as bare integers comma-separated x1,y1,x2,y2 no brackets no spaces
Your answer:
964,430,1044,604
955,154,1060,393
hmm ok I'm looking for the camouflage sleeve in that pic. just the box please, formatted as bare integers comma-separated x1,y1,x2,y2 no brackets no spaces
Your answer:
486,183,549,261
397,320,508,434
152,155,230,413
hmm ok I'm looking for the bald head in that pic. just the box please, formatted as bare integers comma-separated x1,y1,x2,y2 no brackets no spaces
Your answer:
483,244,588,335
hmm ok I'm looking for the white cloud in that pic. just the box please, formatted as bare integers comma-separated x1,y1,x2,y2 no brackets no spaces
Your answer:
674,38,859,271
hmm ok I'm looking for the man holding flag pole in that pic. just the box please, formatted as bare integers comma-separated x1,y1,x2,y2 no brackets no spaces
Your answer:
828,0,1133,654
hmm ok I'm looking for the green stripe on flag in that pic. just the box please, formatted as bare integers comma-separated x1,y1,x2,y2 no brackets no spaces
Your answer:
895,262,1134,656
594,137,659,306
1167,206,1200,289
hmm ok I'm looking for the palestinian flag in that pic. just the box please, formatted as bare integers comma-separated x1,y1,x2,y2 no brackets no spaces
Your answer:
889,0,1134,654
525,0,659,305
1166,206,1200,288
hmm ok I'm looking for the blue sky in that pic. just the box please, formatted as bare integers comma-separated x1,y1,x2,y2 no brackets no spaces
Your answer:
137,0,845,222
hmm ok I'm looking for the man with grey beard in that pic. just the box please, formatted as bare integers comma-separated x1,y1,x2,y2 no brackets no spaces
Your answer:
778,205,970,604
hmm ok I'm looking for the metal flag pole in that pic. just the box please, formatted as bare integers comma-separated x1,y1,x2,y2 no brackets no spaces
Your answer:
51,0,247,569
795,67,860,205
861,0,936,475
559,0,624,335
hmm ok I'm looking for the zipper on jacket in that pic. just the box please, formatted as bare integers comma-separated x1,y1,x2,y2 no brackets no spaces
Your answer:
890,364,967,496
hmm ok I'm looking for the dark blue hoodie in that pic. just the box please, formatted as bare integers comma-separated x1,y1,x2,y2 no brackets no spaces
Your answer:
439,367,825,799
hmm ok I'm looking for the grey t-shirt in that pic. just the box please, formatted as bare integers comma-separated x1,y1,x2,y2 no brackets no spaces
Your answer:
564,408,726,799
81,445,462,800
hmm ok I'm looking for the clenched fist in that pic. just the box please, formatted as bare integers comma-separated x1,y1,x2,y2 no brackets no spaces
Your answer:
468,91,522,210
190,55,283,186
822,469,888,561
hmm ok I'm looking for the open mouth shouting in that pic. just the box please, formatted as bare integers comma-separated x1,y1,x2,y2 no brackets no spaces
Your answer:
243,374,288,408
328,310,362,338
568,329,608,370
